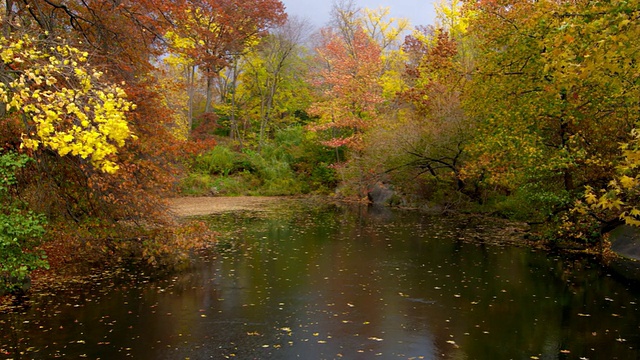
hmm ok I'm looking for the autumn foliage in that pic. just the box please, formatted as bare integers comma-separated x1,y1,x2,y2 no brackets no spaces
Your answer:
308,27,383,150
0,0,288,287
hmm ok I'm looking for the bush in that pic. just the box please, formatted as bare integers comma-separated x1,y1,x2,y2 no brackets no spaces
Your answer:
212,171,261,195
179,173,217,195
489,183,572,222
0,152,48,293
191,146,237,175
0,210,48,291
179,126,339,196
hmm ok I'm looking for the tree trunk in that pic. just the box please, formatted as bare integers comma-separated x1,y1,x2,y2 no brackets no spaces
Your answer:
228,60,242,145
186,65,195,133
258,85,275,152
559,118,574,191
205,72,213,114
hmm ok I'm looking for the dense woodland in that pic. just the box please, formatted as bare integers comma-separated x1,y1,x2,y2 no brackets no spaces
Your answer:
1,0,639,292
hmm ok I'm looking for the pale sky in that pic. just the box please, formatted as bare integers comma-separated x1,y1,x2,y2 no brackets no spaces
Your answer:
280,0,438,29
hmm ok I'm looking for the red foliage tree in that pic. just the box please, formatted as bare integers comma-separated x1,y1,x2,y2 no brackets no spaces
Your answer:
308,27,383,153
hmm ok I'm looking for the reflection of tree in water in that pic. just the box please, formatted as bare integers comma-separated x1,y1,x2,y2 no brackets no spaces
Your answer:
2,202,640,359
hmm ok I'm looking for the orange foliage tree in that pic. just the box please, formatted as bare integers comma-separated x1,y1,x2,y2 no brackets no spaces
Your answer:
308,27,383,155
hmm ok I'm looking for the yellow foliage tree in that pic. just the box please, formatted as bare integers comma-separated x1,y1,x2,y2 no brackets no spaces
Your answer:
0,33,135,173
581,127,640,227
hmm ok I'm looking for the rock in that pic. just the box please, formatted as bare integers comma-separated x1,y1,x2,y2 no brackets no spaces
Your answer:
607,225,640,282
609,225,640,261
367,182,394,205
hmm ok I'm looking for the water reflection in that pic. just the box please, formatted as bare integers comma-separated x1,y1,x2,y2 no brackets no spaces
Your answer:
1,202,640,359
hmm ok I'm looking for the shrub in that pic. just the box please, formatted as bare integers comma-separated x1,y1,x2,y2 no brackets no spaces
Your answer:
179,173,216,195
179,126,340,196
0,152,48,293
192,146,237,175
0,210,48,291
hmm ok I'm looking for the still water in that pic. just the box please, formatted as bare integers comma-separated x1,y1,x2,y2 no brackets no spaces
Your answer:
1,201,640,359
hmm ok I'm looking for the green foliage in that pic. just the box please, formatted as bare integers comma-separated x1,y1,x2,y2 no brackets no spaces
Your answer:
488,183,572,223
0,210,48,286
0,152,48,292
179,173,218,196
243,148,304,195
181,126,337,196
191,146,240,175
276,126,338,192
0,152,31,193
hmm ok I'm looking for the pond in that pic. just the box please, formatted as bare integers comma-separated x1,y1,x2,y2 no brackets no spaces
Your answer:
1,201,640,359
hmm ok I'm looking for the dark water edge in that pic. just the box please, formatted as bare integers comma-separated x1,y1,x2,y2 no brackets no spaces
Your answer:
1,201,640,359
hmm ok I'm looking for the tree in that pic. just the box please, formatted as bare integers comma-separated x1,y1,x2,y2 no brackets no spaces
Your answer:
306,3,421,198
353,1,475,205
308,26,383,153
165,0,287,130
399,29,469,189
241,16,313,150
161,39,201,133
361,6,410,100
0,0,206,271
462,0,640,224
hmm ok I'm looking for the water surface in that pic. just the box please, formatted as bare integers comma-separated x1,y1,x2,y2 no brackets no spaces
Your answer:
1,202,639,359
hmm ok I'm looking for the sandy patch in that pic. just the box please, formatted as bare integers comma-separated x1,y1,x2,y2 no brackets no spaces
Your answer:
168,196,287,217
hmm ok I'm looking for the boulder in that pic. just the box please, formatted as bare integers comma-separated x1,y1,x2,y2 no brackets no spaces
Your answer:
367,182,394,205
609,225,640,261
607,225,640,282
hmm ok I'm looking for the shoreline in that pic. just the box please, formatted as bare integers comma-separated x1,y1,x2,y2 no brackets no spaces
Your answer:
167,196,296,217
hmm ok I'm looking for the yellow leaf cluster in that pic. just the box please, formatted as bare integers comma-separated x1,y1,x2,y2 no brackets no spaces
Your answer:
0,34,135,173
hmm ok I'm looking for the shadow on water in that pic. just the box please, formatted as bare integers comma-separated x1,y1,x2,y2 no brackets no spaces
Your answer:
1,200,640,359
